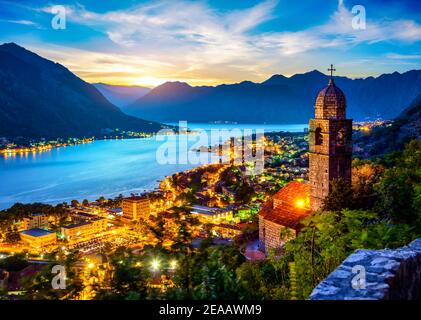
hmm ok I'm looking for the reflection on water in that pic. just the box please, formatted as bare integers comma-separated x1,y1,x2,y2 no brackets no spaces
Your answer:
0,123,307,209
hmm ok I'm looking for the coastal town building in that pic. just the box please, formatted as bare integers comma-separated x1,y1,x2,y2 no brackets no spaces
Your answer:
61,218,107,241
190,205,233,224
22,213,49,230
20,228,57,248
259,181,311,252
213,223,244,238
122,196,151,221
259,66,352,253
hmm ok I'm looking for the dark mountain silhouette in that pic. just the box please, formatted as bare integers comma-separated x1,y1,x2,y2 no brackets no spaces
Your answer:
93,83,150,108
125,69,421,123
0,43,165,139
125,80,304,123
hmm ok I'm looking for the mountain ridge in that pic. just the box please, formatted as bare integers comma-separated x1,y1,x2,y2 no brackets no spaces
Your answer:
125,69,421,123
93,83,150,108
0,43,165,139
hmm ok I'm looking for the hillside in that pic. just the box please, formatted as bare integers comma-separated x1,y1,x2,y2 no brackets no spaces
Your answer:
354,93,421,157
0,43,165,139
93,83,150,108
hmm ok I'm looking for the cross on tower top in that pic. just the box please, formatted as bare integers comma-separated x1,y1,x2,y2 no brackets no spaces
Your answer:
328,64,336,79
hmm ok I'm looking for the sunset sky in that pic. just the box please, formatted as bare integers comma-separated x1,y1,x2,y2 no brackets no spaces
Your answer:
0,0,420,87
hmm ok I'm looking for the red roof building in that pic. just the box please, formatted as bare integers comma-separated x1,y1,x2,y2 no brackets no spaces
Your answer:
259,181,311,253
259,67,352,254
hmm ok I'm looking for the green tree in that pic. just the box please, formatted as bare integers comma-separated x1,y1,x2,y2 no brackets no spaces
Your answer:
166,244,245,300
95,247,149,300
0,253,28,271
374,140,421,225
22,253,82,300
283,209,416,299
322,178,353,211
70,200,79,207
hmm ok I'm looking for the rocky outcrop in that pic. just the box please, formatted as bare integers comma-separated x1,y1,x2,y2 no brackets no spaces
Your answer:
309,238,421,300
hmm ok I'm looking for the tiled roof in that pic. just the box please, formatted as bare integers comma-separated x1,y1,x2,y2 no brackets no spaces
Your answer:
272,181,310,205
259,181,311,230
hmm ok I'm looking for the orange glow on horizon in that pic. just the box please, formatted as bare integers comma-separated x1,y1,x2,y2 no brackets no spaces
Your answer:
89,76,238,88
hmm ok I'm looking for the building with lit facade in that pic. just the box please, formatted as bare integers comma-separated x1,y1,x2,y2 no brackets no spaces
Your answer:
190,205,233,224
22,213,49,230
20,227,57,248
259,68,352,253
122,196,151,221
61,218,107,241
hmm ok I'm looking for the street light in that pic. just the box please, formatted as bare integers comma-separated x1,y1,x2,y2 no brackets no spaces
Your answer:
151,259,160,271
169,260,177,270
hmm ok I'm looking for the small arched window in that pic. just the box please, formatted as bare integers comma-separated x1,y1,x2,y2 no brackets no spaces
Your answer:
337,127,346,146
315,127,323,145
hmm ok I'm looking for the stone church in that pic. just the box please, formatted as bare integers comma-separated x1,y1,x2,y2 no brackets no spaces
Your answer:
259,66,353,253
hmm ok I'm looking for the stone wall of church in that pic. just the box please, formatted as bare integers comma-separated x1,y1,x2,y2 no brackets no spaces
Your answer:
308,118,353,211
309,238,421,300
309,153,330,211
309,119,353,155
259,216,295,252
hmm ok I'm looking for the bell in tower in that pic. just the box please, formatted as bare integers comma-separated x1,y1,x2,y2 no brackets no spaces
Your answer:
308,65,353,211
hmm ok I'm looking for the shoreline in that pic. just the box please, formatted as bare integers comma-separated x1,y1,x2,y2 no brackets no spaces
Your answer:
0,162,223,211
0,125,309,210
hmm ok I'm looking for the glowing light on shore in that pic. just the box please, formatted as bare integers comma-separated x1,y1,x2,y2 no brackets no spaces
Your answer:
170,260,177,270
151,259,160,271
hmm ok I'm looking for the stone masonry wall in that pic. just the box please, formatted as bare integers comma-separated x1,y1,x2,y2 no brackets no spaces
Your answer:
309,238,421,300
259,216,295,253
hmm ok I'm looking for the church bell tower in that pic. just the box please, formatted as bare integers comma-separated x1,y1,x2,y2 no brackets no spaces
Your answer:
309,65,352,211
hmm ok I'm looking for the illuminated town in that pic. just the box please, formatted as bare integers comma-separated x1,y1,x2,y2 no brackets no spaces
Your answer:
0,0,420,305
0,129,311,298
0,131,161,159
0,66,418,300
0,79,406,300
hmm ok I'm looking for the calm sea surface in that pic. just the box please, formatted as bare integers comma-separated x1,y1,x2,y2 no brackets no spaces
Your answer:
0,123,307,209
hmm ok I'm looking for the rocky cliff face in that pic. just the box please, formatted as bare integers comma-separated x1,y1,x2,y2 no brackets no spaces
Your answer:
309,238,421,300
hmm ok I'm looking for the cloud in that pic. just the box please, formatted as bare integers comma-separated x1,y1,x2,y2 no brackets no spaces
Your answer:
28,0,421,85
386,53,421,60
257,1,421,55
42,1,276,56
52,1,421,56
7,19,36,25
35,0,280,83
0,18,41,28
